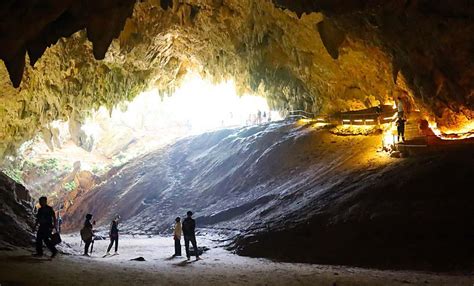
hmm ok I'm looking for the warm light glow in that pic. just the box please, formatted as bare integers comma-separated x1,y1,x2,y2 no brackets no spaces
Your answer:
297,118,314,125
428,120,474,140
382,125,397,149
313,123,329,128
332,124,378,135
378,114,397,150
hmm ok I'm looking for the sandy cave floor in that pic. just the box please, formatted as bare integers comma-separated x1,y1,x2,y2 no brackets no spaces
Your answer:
0,235,472,286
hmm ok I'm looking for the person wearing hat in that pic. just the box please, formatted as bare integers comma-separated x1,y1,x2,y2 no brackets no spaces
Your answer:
173,217,182,257
182,211,200,260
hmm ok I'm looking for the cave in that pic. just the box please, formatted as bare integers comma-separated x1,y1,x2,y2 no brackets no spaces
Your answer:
0,1,473,285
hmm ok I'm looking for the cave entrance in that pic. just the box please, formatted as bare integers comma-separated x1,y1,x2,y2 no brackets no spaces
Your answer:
2,71,280,206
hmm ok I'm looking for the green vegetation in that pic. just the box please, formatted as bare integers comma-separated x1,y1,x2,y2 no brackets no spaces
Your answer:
22,159,36,170
91,165,106,175
92,165,100,173
112,153,128,167
38,158,59,174
20,158,58,175
2,157,69,186
64,181,77,192
62,164,73,173
3,167,23,184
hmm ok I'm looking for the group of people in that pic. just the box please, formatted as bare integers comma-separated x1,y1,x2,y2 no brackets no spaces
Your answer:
246,110,271,125
78,213,119,256
172,211,201,260
34,196,201,261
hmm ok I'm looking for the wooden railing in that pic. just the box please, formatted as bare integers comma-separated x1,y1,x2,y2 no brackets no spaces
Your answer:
287,110,317,119
286,109,398,126
340,112,397,126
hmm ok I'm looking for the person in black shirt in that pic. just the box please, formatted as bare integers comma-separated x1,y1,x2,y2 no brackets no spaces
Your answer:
106,216,120,255
182,211,200,260
396,117,406,142
34,196,58,258
82,214,94,256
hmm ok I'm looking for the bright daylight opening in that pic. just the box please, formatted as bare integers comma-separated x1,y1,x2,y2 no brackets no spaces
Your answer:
8,72,280,181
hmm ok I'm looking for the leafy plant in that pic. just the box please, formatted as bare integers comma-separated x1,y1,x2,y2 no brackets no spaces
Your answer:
3,167,23,184
22,160,37,171
92,165,102,174
64,181,77,192
39,158,59,174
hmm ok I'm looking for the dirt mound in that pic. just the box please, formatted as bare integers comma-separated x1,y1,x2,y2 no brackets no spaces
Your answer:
62,122,474,270
0,172,35,249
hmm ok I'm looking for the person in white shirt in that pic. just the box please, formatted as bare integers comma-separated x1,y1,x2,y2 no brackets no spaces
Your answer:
397,96,404,118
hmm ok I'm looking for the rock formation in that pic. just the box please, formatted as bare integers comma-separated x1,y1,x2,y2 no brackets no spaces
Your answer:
0,0,473,158
0,172,35,249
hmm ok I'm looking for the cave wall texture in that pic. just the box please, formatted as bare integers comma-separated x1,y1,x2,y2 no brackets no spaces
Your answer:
0,0,473,157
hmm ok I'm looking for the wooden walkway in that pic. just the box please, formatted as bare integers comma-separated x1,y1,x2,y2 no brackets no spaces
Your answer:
287,105,397,125
286,108,474,155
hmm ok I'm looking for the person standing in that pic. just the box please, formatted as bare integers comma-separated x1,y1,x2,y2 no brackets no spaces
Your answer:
396,117,406,142
397,96,404,118
57,213,62,234
106,216,119,255
173,217,182,257
34,196,58,258
182,211,200,260
80,214,94,256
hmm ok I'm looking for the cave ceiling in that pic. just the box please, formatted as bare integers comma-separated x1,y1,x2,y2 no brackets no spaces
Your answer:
0,0,473,157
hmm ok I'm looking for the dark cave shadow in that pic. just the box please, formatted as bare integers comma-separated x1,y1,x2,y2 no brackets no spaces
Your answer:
0,281,29,286
164,255,181,261
5,255,51,263
172,259,198,267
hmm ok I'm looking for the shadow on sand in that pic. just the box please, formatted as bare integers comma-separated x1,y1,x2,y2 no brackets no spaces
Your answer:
4,255,51,263
173,259,198,267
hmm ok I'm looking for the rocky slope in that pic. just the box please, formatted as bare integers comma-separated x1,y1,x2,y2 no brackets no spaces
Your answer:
1,0,473,158
0,172,35,250
234,141,474,271
62,121,474,270
62,121,385,233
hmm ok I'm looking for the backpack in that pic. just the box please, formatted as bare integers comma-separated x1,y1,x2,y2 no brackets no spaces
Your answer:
80,226,93,242
51,232,62,245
